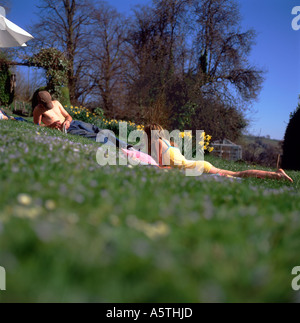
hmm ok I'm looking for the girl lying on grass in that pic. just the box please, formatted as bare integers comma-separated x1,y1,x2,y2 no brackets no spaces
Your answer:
144,124,293,183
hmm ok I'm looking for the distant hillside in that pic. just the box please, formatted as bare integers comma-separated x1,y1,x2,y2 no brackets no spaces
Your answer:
239,135,282,150
236,135,283,168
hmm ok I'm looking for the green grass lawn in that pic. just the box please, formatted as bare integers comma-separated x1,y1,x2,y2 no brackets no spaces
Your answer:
0,120,299,303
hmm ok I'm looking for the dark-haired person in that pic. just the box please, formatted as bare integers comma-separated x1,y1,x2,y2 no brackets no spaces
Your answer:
33,91,131,149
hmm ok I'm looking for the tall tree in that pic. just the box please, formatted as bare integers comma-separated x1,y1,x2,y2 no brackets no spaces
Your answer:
87,2,128,118
191,0,263,107
31,0,94,104
126,0,190,125
124,0,263,139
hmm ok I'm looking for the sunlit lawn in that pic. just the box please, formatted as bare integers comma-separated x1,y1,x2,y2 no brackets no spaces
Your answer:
0,120,299,302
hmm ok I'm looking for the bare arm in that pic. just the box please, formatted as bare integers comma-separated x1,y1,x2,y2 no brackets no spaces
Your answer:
33,107,57,128
33,107,45,126
157,139,164,165
57,101,72,129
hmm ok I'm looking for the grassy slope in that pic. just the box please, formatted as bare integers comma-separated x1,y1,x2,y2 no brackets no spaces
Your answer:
0,121,299,303
240,135,282,149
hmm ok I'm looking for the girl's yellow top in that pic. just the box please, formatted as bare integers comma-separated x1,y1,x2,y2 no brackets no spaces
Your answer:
160,139,213,174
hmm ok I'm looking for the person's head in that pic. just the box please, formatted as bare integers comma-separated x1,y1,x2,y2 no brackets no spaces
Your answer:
37,91,54,110
144,123,164,155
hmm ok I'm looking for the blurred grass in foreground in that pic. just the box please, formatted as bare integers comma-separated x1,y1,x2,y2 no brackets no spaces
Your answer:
0,121,299,303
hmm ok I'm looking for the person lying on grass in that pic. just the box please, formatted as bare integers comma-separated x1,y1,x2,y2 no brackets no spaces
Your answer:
0,109,9,120
0,109,30,122
0,109,21,121
32,91,131,149
144,123,293,183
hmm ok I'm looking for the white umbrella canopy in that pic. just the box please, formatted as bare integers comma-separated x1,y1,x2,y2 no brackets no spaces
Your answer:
0,6,34,48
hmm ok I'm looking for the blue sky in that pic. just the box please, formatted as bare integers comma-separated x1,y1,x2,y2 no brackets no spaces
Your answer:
5,0,300,140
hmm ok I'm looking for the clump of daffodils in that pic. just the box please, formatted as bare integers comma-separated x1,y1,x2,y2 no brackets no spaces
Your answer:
64,105,145,133
179,131,192,139
199,132,214,153
179,131,214,153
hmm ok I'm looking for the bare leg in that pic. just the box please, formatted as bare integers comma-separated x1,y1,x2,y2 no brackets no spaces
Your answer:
209,166,293,183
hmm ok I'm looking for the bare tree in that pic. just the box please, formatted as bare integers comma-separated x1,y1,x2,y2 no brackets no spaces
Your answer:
31,0,95,104
87,2,128,118
191,0,264,108
14,67,45,102
126,0,191,125
123,0,262,139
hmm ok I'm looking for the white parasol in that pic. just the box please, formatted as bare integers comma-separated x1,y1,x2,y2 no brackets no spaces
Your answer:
0,6,34,48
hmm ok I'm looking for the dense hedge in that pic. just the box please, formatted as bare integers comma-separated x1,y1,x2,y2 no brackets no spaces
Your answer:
282,106,300,170
0,59,14,106
27,48,69,100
